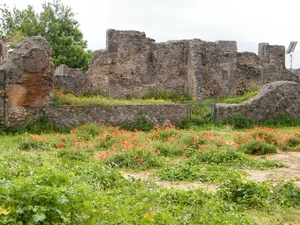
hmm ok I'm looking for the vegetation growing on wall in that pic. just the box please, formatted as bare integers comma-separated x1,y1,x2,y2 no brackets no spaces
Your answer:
52,89,190,106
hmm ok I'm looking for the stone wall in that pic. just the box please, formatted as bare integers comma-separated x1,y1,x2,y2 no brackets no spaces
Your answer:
214,81,300,121
2,33,300,128
54,29,300,99
293,69,300,76
0,36,188,128
0,36,54,127
54,29,243,98
258,43,299,84
236,52,262,94
54,64,87,93
0,38,10,64
45,104,187,128
87,30,190,98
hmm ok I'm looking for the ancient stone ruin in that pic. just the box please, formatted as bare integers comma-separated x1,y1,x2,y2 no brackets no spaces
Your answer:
55,29,300,99
215,81,300,121
0,36,54,127
0,35,187,128
1,30,300,128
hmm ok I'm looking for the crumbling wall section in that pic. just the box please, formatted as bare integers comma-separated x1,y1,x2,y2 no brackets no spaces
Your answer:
154,40,189,94
186,39,204,98
54,29,300,100
259,43,300,84
55,29,239,98
1,35,189,128
0,36,54,127
200,40,237,98
87,30,158,97
54,64,87,93
215,81,300,121
87,30,189,97
236,52,262,94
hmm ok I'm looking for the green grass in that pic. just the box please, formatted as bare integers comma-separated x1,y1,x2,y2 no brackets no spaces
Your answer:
53,88,190,106
1,121,300,224
2,89,300,224
217,90,259,104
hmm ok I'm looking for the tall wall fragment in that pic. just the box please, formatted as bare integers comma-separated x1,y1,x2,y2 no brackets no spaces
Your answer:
0,36,54,127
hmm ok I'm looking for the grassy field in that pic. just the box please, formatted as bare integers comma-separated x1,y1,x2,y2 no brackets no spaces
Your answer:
1,89,300,224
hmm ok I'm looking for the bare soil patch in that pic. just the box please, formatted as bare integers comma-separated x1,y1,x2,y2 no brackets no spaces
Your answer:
122,151,300,191
246,151,300,187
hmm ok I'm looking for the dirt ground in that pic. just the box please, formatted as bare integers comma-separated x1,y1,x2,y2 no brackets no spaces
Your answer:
123,151,300,192
246,151,300,186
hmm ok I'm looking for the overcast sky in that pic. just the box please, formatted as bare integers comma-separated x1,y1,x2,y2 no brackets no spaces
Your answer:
4,0,300,68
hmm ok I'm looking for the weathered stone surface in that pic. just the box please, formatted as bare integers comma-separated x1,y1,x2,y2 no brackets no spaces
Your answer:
54,64,87,93
215,81,300,121
236,52,262,95
45,104,188,128
2,31,300,128
258,43,299,84
54,30,240,98
0,36,54,127
0,35,189,128
54,29,300,99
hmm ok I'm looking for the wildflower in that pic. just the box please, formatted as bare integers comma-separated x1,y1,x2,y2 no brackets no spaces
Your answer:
57,142,65,149
99,151,110,159
31,135,41,141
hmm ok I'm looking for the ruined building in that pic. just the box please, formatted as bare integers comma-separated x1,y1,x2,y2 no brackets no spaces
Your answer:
0,35,186,127
55,29,299,98
1,30,300,128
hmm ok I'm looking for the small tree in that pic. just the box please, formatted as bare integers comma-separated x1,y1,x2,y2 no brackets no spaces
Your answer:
0,0,92,71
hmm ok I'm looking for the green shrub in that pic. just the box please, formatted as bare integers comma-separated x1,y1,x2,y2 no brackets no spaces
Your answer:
143,88,192,102
218,179,300,209
79,89,107,97
180,133,208,157
0,177,101,224
250,130,278,145
218,90,258,104
261,113,300,127
154,163,244,183
238,140,277,155
18,140,45,151
121,117,154,131
22,116,58,134
150,128,181,141
57,149,90,161
281,135,300,151
187,148,285,169
271,180,300,207
152,142,184,157
217,114,254,129
75,123,102,140
217,178,269,209
0,153,44,179
65,161,127,191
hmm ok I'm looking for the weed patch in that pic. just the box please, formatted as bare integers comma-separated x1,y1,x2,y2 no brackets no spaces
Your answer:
1,123,300,224
154,163,245,183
